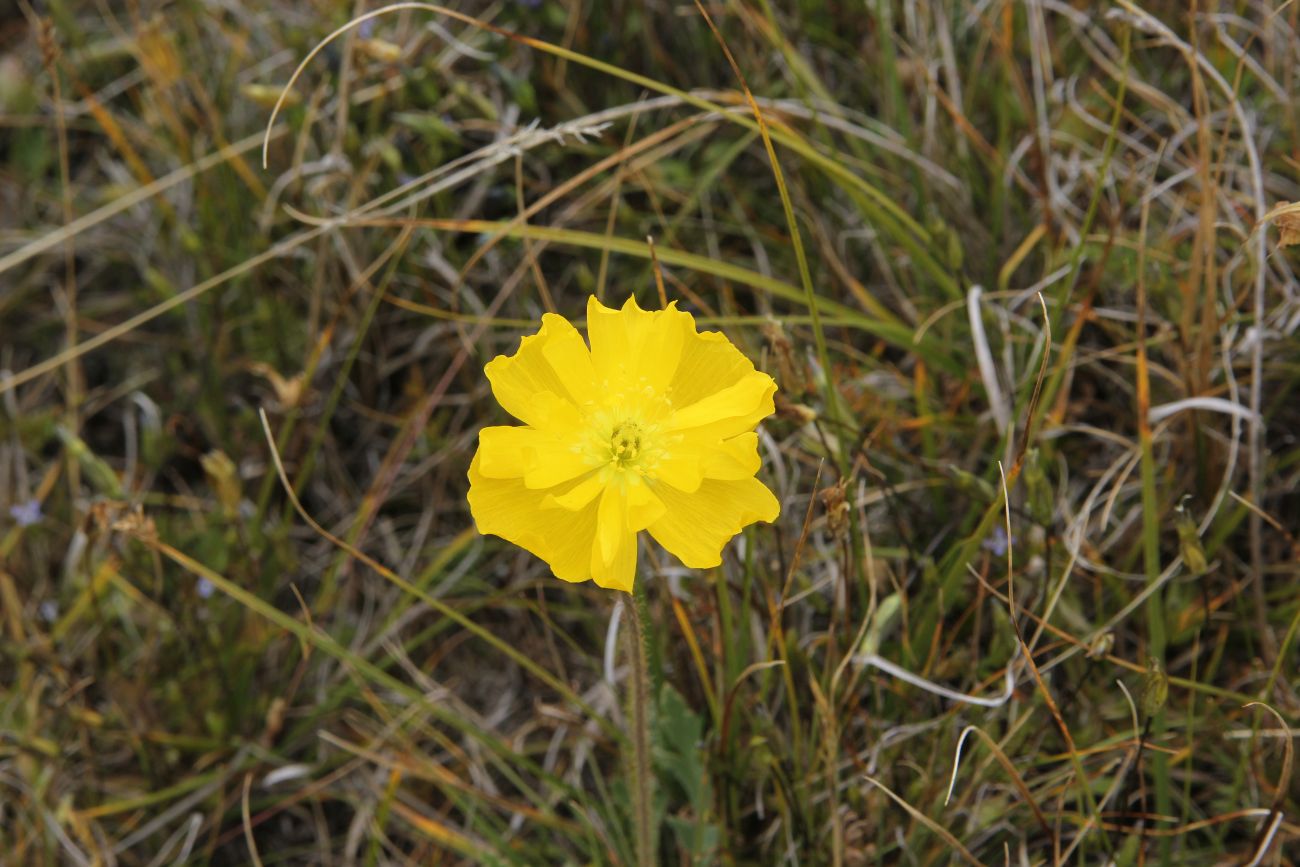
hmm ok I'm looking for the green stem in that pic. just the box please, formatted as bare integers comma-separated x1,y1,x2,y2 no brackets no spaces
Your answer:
627,588,656,866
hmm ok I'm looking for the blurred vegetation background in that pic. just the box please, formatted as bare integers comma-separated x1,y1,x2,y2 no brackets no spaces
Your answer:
1,0,1298,864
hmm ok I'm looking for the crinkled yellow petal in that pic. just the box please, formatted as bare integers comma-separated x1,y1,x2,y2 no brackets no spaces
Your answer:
476,426,536,478
626,477,667,530
703,432,763,480
467,452,597,582
546,472,605,511
523,446,594,490
477,424,593,489
591,523,637,592
596,484,626,565
541,321,599,405
485,313,595,427
590,481,664,591
587,295,687,394
667,370,776,439
653,432,763,492
595,480,664,559
648,476,779,569
653,445,704,493
667,317,759,408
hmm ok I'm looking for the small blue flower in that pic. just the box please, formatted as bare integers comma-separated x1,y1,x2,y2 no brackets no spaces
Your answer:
982,525,1011,557
38,600,58,622
196,577,215,599
8,499,41,527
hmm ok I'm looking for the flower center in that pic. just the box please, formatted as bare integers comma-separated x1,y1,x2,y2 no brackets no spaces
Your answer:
609,421,644,466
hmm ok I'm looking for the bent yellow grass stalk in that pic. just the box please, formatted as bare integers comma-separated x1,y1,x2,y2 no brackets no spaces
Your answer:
468,295,780,864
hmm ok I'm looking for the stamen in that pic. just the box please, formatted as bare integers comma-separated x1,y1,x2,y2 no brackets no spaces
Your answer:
610,421,643,466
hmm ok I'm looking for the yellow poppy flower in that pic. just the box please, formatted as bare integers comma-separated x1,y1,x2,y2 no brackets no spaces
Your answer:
468,295,781,592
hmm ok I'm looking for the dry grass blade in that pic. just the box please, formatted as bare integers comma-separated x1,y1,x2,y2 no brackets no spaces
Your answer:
1241,702,1295,864
862,775,986,867
945,725,1052,839
241,773,265,867
1008,293,1052,481
690,0,844,452
996,459,1109,855
255,410,620,742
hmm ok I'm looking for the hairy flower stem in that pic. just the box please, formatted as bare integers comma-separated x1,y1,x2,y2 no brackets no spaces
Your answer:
626,586,656,866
